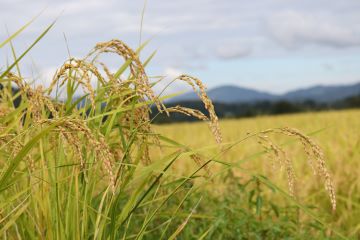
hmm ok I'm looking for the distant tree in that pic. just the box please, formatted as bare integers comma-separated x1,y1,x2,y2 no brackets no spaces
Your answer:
271,101,301,114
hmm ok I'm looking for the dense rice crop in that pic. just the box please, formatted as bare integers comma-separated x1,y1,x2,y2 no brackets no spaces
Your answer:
0,20,355,239
156,110,360,238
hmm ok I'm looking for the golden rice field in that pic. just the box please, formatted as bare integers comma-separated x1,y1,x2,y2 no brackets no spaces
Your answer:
1,19,359,238
155,109,360,236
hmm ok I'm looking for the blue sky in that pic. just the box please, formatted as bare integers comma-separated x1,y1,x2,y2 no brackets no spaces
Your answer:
1,0,360,94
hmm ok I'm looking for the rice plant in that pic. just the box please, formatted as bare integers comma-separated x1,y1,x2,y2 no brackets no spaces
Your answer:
0,20,344,239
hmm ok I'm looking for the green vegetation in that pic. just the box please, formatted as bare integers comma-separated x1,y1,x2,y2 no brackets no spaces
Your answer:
0,19,358,239
151,97,360,123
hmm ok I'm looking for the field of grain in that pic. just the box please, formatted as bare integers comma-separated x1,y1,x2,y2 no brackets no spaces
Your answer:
155,109,360,237
1,20,359,238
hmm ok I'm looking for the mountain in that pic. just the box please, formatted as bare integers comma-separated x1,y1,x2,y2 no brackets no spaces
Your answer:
169,82,360,103
170,85,277,103
281,83,360,102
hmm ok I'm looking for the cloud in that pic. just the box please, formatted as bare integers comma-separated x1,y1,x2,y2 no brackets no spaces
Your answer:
267,10,360,48
163,67,183,79
215,44,252,59
323,63,334,71
37,66,57,86
152,67,192,95
1,0,360,93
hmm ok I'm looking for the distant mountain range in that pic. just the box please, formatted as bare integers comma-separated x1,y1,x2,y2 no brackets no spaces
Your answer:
169,82,360,103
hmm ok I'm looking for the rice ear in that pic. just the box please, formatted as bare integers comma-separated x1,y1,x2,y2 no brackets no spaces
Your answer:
174,74,222,144
47,58,106,109
257,127,336,210
168,106,209,121
279,127,336,210
87,39,167,114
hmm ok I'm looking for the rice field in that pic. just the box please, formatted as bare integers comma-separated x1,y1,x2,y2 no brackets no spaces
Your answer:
1,19,359,239
155,109,360,238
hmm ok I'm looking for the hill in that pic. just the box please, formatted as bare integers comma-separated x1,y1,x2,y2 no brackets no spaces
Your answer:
169,82,360,103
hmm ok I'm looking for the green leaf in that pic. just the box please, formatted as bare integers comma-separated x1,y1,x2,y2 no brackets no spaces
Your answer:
0,20,56,79
0,122,59,191
256,196,263,215
0,11,42,49
0,201,29,235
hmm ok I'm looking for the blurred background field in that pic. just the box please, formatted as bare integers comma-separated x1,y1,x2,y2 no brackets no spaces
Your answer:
154,109,360,236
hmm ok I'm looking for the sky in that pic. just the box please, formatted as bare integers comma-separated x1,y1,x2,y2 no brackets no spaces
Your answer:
1,0,360,94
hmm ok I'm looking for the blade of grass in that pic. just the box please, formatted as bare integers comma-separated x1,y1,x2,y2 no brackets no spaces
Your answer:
0,11,42,49
0,20,56,79
0,122,59,191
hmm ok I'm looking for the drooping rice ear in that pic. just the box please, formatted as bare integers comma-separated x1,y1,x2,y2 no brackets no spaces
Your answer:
168,106,209,121
47,58,106,109
279,127,336,210
190,153,212,177
257,127,336,211
258,134,296,197
40,118,117,193
174,74,222,144
87,39,167,114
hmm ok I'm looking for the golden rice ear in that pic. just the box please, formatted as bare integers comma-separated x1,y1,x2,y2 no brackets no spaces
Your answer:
99,62,117,84
87,39,167,114
131,105,153,165
258,134,296,197
0,134,34,171
5,72,26,90
167,106,209,121
257,128,336,211
0,104,11,117
279,127,336,211
190,153,212,177
39,118,116,193
174,74,222,144
47,58,106,109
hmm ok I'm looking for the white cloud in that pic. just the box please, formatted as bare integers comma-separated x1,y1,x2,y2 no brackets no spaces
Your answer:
1,0,360,93
163,67,182,79
216,44,252,59
37,66,57,87
152,67,193,96
267,10,360,48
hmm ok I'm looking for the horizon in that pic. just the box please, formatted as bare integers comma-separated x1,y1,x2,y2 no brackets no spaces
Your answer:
195,80,360,93
1,0,360,94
